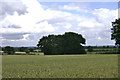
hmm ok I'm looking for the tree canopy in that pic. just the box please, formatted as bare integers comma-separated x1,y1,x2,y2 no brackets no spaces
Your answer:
3,46,15,55
19,47,27,52
37,32,86,55
87,46,93,52
111,18,120,45
111,18,120,53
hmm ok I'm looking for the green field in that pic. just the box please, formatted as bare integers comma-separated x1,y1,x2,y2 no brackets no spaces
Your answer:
2,54,118,78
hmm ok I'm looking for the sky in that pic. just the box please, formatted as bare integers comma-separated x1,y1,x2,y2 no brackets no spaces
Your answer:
0,0,119,47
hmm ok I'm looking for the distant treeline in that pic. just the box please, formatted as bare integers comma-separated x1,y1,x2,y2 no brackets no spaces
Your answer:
0,46,41,55
85,45,117,48
0,45,119,55
86,46,119,54
0,45,117,49
1,46,39,52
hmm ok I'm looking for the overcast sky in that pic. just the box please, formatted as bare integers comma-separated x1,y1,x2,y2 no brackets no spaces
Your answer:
0,0,118,47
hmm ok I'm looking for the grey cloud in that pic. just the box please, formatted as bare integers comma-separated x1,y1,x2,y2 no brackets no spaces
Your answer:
36,18,68,28
51,3,61,10
2,24,21,28
28,35,35,40
86,38,114,46
119,2,120,8
47,18,67,24
84,33,98,39
36,18,66,25
0,1,27,16
98,30,111,39
2,40,36,47
2,33,50,47
2,33,28,40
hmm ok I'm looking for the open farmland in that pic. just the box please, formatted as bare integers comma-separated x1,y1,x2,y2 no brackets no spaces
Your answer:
2,54,118,78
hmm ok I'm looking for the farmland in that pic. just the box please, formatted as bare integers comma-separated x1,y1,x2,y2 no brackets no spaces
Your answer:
2,54,118,78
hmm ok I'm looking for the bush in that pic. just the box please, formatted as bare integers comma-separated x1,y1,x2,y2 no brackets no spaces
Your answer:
3,46,15,55
25,50,30,55
87,46,93,52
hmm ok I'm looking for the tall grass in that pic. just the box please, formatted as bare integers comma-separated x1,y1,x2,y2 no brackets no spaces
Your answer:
2,54,118,78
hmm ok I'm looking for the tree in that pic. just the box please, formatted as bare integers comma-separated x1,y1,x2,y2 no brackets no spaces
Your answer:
25,50,30,55
3,46,15,55
111,18,120,53
19,47,27,52
62,32,86,54
37,32,86,55
29,48,34,52
87,46,93,52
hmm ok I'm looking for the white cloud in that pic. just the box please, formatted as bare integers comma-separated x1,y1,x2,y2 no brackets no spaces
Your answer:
35,21,55,33
1,0,73,35
76,8,117,46
92,8,118,25
59,3,90,13
97,37,102,40
0,0,75,46
77,18,103,28
64,23,72,29
0,1,118,46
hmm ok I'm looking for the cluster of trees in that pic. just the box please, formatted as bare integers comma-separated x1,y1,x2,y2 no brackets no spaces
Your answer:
86,45,116,52
37,32,86,55
2,46,15,55
2,46,36,55
18,47,35,52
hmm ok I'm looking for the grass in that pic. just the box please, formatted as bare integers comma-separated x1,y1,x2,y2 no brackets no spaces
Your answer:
2,54,118,78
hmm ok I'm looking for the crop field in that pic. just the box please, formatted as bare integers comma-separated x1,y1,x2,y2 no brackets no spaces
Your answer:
2,54,118,78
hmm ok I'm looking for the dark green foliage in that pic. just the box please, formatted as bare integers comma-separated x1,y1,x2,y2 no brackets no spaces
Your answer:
19,47,27,52
25,50,30,55
37,32,86,55
13,47,20,52
87,46,93,52
29,48,34,52
3,46,15,55
111,18,120,53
